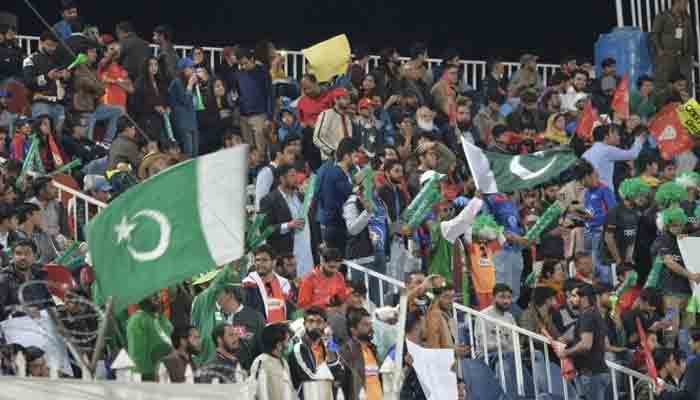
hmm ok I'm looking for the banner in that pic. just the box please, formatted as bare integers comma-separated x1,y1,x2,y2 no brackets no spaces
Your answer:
649,104,694,160
302,34,351,82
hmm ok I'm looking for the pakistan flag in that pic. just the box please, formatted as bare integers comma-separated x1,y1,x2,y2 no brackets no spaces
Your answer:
87,146,248,311
462,141,577,194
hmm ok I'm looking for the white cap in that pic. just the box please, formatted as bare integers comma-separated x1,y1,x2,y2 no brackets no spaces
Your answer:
419,170,446,186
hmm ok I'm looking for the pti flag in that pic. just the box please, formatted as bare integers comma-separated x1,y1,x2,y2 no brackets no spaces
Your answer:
462,140,577,194
87,146,248,311
576,100,598,140
649,104,693,160
611,73,630,120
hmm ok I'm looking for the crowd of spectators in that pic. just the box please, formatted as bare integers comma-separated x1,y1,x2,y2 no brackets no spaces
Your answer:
1,0,700,399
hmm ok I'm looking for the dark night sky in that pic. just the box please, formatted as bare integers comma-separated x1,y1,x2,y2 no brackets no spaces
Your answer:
8,1,620,63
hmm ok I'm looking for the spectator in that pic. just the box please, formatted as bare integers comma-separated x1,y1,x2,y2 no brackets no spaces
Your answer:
242,244,292,324
506,89,546,133
255,140,296,210
53,0,79,41
0,239,52,320
317,137,360,252
215,46,239,91
591,58,619,96
536,261,566,304
277,104,302,144
373,48,402,101
431,63,459,129
191,47,207,70
0,24,22,80
552,278,582,343
630,75,657,123
407,141,437,197
126,292,174,381
162,326,200,382
297,73,333,169
339,306,382,400
260,163,313,276
106,116,141,170
11,204,58,264
653,207,698,347
28,177,68,241
554,284,609,400
348,46,369,91
289,306,346,394
132,56,170,142
70,44,117,146
298,247,349,310
655,71,690,110
574,160,617,287
23,31,67,135
484,192,529,304
152,25,178,81
115,21,151,82
519,286,560,337
481,58,508,101
448,96,482,151
508,54,543,95
250,323,295,398
561,69,590,112
651,0,694,89
98,41,134,115
400,61,430,107
196,323,247,383
232,47,273,154
622,287,667,348
24,346,50,378
474,284,517,355
168,57,199,157
474,91,505,147
598,177,650,285
313,87,354,162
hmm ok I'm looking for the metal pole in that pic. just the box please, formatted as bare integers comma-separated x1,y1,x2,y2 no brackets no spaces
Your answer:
616,0,626,27
90,296,114,372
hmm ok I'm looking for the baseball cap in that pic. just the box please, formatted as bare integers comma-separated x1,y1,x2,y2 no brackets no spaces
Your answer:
0,89,11,98
15,116,33,126
332,87,349,99
176,57,194,70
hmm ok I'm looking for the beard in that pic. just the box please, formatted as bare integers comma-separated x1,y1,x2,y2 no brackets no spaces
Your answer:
306,328,323,341
321,267,335,277
389,176,402,185
494,302,511,313
457,120,472,130
417,119,435,132
358,332,373,342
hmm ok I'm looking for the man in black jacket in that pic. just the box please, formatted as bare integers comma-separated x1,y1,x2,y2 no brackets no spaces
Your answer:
115,21,151,82
0,24,22,80
0,239,53,321
289,306,346,399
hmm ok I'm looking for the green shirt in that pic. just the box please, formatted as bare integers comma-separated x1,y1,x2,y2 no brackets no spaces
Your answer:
126,310,173,380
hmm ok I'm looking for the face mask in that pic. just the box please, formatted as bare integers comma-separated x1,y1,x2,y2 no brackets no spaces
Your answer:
417,119,434,132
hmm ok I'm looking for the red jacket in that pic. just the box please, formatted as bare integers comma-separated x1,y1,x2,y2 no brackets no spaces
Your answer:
298,91,333,127
297,266,350,309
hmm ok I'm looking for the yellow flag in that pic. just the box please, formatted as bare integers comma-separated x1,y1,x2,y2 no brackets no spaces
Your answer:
679,98,700,135
302,34,351,83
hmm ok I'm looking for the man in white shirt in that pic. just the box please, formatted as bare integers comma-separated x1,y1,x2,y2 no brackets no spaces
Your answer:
475,284,518,356
254,139,296,211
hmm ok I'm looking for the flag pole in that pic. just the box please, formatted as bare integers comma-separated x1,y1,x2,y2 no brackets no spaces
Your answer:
90,296,114,373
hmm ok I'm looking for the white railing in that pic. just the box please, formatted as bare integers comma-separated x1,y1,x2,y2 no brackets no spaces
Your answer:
343,259,659,400
54,180,107,240
16,35,559,90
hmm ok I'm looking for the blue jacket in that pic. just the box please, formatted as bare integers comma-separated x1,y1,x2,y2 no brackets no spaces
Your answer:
277,106,302,142
233,64,273,119
484,193,524,251
317,164,353,226
168,78,199,132
583,184,617,232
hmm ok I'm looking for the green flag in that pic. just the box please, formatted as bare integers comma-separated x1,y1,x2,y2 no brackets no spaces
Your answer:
462,141,577,193
86,146,249,311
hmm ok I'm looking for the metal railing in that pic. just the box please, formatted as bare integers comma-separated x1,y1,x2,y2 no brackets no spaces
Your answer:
343,258,659,400
16,35,560,90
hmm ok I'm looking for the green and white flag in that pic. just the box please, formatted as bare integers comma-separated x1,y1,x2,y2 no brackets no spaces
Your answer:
87,146,248,311
462,141,577,194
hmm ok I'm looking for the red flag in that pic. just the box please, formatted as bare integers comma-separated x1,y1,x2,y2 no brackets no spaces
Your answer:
648,104,693,160
576,100,598,140
47,133,65,167
611,73,630,120
636,317,657,381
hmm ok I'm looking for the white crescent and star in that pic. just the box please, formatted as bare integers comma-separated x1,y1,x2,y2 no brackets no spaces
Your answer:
114,209,171,262
509,154,558,181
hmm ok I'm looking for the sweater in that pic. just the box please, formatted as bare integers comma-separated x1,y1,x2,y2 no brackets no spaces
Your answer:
313,108,354,160
233,64,273,118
